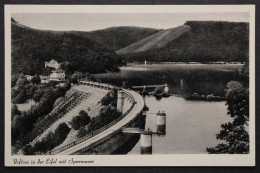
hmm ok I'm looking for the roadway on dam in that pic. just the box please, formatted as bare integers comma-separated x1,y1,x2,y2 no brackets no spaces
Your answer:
56,89,145,155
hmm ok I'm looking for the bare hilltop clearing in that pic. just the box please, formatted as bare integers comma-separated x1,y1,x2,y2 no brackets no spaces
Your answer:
116,25,191,54
119,21,249,63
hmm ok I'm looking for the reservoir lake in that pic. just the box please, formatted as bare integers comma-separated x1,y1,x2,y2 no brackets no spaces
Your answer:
128,96,231,154
94,64,245,154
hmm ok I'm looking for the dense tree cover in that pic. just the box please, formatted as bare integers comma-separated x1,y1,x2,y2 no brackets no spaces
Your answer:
11,73,72,104
12,74,90,148
207,81,249,154
11,73,25,88
23,123,70,155
122,81,132,89
69,71,84,84
14,77,29,88
154,87,164,95
99,106,121,126
92,90,120,126
11,80,70,150
31,75,41,84
11,21,124,75
239,62,249,87
69,110,91,130
31,85,45,102
86,106,121,133
12,89,27,104
69,26,160,51
69,71,97,83
100,88,118,106
11,104,21,120
180,70,243,98
240,62,249,77
122,21,249,63
75,89,120,139
71,88,120,139
42,67,55,76
76,127,88,139
12,77,37,104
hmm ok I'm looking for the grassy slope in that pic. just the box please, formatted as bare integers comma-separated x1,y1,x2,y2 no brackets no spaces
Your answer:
120,21,249,62
68,26,160,51
116,25,191,54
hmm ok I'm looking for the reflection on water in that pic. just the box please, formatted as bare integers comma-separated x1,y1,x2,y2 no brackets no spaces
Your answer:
128,96,232,154
94,64,241,154
94,64,244,97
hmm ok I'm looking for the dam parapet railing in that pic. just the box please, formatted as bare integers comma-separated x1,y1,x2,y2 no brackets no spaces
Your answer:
77,80,116,90
47,82,141,155
73,89,144,155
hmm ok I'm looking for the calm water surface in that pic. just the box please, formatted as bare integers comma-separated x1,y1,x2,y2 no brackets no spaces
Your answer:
95,64,244,97
94,64,243,154
128,96,232,154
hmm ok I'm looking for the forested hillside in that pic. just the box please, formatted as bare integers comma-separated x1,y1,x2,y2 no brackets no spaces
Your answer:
11,20,124,75
120,21,249,63
11,19,249,76
69,26,160,51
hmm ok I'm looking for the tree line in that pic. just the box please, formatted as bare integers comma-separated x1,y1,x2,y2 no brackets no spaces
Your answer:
23,123,70,155
74,89,121,139
11,73,75,153
207,64,249,154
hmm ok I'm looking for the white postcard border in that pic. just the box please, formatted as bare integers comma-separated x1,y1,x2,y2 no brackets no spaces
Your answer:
4,5,256,167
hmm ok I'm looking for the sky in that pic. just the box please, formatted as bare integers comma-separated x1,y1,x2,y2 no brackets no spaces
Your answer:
12,13,249,31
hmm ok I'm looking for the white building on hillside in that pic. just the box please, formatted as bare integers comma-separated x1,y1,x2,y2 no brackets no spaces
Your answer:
50,70,65,81
45,60,61,69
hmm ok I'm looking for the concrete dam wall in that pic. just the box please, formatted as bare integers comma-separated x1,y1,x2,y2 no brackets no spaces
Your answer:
51,81,145,155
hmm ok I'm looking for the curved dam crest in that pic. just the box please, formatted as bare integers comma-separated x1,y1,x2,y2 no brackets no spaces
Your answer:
51,81,145,155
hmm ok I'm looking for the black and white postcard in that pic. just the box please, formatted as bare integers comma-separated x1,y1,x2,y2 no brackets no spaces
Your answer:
4,5,255,166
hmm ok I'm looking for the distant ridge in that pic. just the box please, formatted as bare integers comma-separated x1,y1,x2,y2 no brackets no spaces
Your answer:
11,20,123,75
116,25,191,54
68,26,160,51
11,18,249,74
120,21,249,63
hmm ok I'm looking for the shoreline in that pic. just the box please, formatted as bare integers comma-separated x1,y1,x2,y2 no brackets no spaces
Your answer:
119,62,244,71
125,62,245,66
